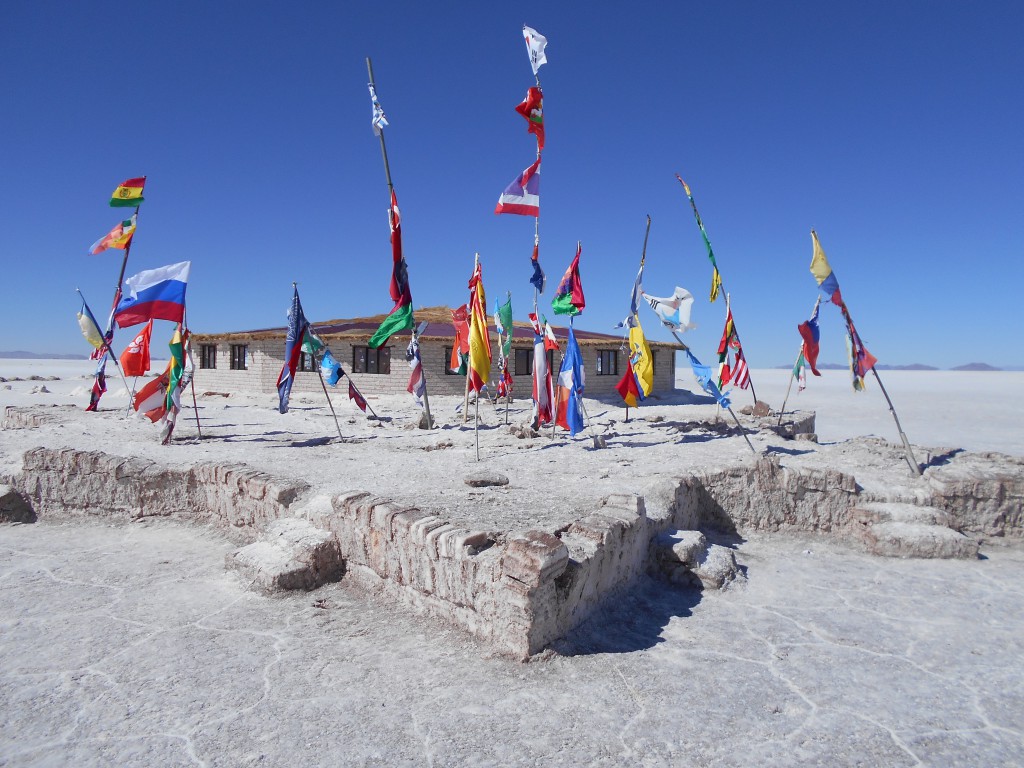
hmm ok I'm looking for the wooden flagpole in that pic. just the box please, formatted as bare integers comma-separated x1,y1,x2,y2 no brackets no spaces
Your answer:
674,175,759,405
777,296,822,428
671,329,757,455
366,57,432,430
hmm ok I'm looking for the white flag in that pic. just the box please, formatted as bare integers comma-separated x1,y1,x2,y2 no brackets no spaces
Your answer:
523,25,548,75
642,287,697,332
368,84,388,136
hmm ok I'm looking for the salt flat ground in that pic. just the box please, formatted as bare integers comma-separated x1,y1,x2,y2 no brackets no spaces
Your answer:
2,360,1024,765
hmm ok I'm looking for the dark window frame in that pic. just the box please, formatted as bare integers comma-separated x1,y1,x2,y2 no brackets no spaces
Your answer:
230,344,248,371
298,351,317,372
199,344,217,370
352,345,391,375
596,349,618,376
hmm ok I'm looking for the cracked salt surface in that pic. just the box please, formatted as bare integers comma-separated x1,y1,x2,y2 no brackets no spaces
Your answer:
2,520,1022,766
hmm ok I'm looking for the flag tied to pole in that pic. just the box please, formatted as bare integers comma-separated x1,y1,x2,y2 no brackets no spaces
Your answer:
114,261,190,328
717,305,750,391
321,349,343,386
676,176,723,302
450,304,470,374
276,286,309,414
641,286,697,332
406,338,426,405
515,86,544,151
797,301,822,377
529,312,554,426
369,84,388,136
467,261,492,392
523,25,548,75
551,242,585,316
685,349,731,410
530,240,546,293
555,321,585,436
495,158,541,216
369,189,414,348
615,320,654,408
90,214,136,254
120,319,153,377
110,177,145,207
810,230,843,306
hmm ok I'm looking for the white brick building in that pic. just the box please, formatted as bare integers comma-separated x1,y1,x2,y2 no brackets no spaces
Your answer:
190,307,682,400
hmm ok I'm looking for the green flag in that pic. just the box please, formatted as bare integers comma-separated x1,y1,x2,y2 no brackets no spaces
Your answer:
368,303,414,349
495,295,513,358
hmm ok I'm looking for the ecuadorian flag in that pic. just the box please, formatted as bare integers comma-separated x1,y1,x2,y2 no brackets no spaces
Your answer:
110,177,146,207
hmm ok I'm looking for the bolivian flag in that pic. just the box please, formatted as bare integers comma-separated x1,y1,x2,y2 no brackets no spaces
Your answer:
110,177,146,207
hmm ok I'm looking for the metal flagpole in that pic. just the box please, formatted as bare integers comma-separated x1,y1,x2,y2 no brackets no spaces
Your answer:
366,57,432,430
623,215,651,423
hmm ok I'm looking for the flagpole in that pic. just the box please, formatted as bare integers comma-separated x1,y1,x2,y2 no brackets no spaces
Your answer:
674,175,759,405
344,374,380,421
671,329,756,455
366,57,432,430
777,296,822,427
76,288,133,400
463,253,479,425
838,300,921,476
625,215,652,423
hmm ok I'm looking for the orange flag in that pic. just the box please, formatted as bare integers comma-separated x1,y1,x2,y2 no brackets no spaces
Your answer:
120,319,153,376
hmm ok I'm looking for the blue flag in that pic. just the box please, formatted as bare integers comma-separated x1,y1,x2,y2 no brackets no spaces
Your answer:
685,349,731,410
321,349,343,387
276,287,309,413
555,321,586,436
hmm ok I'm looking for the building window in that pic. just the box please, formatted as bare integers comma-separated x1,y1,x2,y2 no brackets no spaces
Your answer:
513,348,555,376
650,350,656,375
199,344,217,370
596,350,618,376
299,351,317,372
352,345,391,375
230,344,248,371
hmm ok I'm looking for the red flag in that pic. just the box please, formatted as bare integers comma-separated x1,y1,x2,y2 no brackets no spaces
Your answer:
120,320,153,376
514,86,544,150
615,358,642,407
133,365,171,422
348,380,368,412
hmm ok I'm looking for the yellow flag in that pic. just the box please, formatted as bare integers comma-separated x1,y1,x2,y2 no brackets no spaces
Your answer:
809,230,833,284
709,267,722,303
77,311,103,350
629,320,654,400
467,263,491,392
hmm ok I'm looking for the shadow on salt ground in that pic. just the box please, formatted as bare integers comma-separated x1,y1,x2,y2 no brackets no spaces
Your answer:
553,576,704,656
765,444,816,457
924,447,965,468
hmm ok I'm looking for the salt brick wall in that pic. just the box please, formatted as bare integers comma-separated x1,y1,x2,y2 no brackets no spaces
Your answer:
192,339,677,400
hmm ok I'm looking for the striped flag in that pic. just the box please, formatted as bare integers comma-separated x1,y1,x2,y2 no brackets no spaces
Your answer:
495,158,540,216
110,177,145,207
406,338,426,404
369,84,388,136
529,312,554,426
90,214,136,254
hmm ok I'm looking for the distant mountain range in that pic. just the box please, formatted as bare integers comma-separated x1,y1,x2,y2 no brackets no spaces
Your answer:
774,361,1008,371
0,350,87,360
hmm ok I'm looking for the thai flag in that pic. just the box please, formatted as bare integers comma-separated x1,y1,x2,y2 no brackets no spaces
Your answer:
114,261,190,328
495,158,541,216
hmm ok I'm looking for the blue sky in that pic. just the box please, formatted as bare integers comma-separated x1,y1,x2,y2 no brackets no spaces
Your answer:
2,1,1021,368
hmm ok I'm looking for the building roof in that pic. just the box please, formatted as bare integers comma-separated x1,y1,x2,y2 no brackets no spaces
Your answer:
191,305,683,349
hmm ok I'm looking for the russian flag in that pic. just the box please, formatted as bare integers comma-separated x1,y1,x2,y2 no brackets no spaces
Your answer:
495,158,541,216
115,261,190,328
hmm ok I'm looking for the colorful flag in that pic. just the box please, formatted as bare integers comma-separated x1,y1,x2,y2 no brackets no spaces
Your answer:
641,286,697,332
450,304,470,374
110,177,145,207
369,189,414,348
797,301,822,376
276,286,309,414
615,320,654,407
529,312,554,426
495,158,541,216
114,261,190,328
676,176,722,302
348,380,368,412
551,242,585,316
793,351,808,392
810,230,843,306
542,317,559,351
530,240,546,293
494,295,513,359
523,25,548,75
90,214,136,254
467,261,491,392
555,322,585,436
301,329,325,357
717,305,750,390
369,84,388,136
321,349,343,386
406,338,426,404
77,300,106,353
844,314,877,391
514,86,544,150
166,324,188,411
616,263,644,329
134,364,171,422
84,359,107,412
685,349,731,410
120,319,152,376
